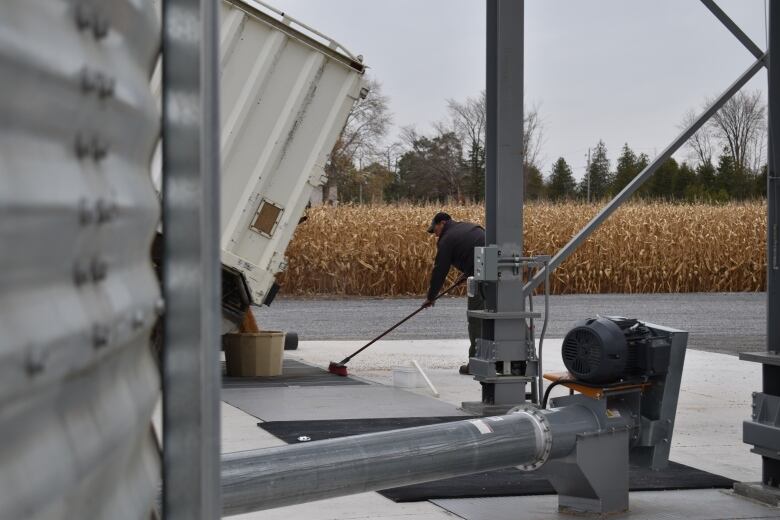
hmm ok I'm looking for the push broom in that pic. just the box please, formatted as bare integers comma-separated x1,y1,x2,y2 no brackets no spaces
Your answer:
328,274,467,376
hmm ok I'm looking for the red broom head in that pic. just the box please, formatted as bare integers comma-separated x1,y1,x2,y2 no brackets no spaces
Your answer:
328,361,348,377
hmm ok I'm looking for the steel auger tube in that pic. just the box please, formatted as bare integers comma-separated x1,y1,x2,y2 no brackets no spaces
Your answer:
221,406,601,516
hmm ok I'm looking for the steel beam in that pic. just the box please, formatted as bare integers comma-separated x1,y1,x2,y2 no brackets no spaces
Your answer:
524,54,767,297
763,0,780,488
485,0,497,245
469,0,531,410
162,0,222,517
700,0,766,63
222,406,603,516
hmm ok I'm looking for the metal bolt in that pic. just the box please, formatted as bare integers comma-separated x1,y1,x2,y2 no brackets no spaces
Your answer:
75,133,91,158
92,13,110,39
154,298,166,316
80,68,98,93
91,257,108,281
73,262,90,285
131,310,145,329
78,198,96,225
74,4,92,30
92,137,109,161
93,324,110,348
26,349,45,376
97,76,115,99
96,199,117,223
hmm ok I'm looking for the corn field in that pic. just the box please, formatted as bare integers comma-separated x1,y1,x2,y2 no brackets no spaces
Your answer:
277,201,766,296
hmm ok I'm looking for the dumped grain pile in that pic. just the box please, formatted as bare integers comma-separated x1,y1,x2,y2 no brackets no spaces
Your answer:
277,201,766,296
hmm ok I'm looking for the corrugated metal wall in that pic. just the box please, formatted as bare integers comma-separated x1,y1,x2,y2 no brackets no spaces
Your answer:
0,1,162,518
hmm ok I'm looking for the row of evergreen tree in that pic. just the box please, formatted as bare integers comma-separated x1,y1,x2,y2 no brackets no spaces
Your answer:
543,141,766,202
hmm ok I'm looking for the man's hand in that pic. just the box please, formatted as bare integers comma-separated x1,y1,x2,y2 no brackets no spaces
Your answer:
421,299,435,309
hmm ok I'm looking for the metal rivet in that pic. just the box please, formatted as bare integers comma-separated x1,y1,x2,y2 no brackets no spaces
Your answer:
91,257,108,281
96,199,117,223
131,310,145,329
78,198,96,225
74,262,90,285
26,349,45,376
154,298,166,316
75,4,92,30
97,76,115,99
80,68,98,93
93,324,110,348
92,137,109,161
75,133,91,158
92,14,110,39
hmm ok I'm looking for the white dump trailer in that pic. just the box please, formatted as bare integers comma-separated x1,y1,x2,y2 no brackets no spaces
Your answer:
152,0,366,326
217,0,366,325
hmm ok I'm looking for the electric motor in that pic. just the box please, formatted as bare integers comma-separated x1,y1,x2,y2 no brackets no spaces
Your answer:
562,316,670,384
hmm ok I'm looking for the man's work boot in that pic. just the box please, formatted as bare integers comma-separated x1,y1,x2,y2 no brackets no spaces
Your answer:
459,364,470,375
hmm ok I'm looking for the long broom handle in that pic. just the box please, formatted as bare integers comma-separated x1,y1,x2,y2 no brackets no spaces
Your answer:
338,274,467,365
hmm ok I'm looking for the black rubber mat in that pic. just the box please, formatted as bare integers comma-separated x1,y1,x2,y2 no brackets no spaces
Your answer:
222,359,366,388
258,417,736,502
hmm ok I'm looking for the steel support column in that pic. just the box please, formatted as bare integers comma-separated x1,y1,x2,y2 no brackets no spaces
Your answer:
468,0,532,411
162,0,222,517
734,1,780,504
761,0,780,488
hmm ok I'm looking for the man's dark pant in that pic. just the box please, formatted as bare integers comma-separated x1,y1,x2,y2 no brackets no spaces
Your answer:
467,290,484,359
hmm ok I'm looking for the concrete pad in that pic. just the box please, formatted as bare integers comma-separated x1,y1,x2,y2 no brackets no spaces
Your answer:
222,402,286,453
230,492,458,520
222,385,467,422
432,489,780,520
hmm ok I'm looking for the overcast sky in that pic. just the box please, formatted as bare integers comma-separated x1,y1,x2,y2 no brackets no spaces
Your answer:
268,0,769,179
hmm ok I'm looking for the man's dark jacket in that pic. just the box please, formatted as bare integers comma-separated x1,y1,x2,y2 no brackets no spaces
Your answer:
427,220,485,301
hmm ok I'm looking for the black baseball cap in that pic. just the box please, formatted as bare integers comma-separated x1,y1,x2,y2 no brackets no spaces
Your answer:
427,212,451,233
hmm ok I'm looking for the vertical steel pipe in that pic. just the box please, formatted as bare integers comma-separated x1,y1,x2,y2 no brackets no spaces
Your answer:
221,407,602,516
162,0,222,517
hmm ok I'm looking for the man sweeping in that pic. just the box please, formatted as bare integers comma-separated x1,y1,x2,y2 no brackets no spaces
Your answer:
422,212,486,375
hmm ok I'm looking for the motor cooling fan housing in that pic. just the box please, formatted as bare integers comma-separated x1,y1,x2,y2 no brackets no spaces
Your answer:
562,317,628,384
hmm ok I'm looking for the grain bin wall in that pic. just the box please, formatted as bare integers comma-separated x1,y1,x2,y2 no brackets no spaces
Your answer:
0,1,162,519
218,0,366,305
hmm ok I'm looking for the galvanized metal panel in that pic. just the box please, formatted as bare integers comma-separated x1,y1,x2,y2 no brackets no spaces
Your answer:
218,0,365,304
0,1,161,519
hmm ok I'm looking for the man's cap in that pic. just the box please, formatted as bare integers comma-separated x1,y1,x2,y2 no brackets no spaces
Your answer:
427,212,452,233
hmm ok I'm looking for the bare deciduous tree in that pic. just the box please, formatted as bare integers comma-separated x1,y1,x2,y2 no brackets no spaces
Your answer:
447,92,486,161
681,108,715,167
446,91,543,169
708,89,766,173
325,78,392,199
523,104,544,170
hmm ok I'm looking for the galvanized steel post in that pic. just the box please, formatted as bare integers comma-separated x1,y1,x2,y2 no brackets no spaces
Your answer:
469,0,533,411
162,0,222,517
761,0,780,488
